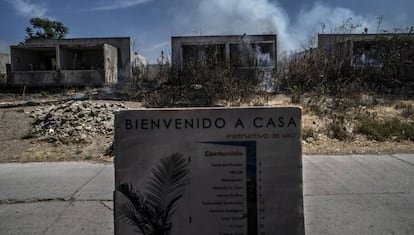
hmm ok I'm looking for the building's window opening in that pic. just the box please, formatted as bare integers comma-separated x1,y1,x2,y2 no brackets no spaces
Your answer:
13,47,56,71
60,46,103,71
230,42,274,68
182,44,226,69
352,41,384,67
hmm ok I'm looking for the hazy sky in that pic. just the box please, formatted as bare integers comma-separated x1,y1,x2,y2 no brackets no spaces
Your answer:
0,0,413,63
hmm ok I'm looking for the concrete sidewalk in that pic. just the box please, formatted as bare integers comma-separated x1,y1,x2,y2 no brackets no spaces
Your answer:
0,154,413,234
304,154,414,235
0,162,113,234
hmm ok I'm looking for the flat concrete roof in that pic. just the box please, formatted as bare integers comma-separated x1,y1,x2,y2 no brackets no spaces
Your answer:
172,34,276,38
318,33,414,36
11,44,106,50
15,37,130,47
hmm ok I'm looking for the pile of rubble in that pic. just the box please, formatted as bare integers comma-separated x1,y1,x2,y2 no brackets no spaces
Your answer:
29,100,126,143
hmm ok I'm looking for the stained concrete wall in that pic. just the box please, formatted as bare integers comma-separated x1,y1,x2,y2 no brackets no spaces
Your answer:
104,44,118,85
8,70,103,87
0,52,10,74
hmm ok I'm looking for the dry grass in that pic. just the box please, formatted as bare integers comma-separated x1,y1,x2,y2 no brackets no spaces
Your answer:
0,91,413,163
238,93,414,154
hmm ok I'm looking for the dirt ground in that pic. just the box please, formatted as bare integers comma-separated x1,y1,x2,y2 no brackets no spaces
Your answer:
0,104,114,163
0,92,413,163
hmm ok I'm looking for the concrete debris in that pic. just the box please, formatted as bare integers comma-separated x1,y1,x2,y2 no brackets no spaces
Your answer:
29,101,126,143
71,92,89,101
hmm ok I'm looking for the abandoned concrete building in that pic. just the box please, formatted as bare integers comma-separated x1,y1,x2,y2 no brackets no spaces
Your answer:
0,52,10,75
319,33,402,62
317,33,414,81
9,37,131,87
171,34,277,82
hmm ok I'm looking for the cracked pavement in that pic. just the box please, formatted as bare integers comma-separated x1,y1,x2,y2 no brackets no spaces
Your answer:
0,154,413,234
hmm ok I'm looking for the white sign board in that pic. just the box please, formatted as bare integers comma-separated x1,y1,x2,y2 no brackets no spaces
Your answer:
114,107,304,235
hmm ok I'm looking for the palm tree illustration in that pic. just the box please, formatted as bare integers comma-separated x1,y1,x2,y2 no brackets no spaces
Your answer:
116,153,188,235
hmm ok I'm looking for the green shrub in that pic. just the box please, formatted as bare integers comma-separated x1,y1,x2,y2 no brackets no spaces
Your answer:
357,117,414,141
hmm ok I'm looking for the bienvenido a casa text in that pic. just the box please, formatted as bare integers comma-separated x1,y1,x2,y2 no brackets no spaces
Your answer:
124,116,297,130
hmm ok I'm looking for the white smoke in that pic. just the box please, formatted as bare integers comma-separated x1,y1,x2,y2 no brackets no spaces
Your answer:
4,0,47,17
131,52,147,77
172,0,292,52
0,40,10,54
172,0,379,54
292,3,378,47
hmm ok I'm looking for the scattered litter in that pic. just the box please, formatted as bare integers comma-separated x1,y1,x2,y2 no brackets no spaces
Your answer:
29,100,126,143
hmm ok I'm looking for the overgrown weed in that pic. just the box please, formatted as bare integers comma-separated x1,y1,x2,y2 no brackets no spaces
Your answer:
357,116,414,141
